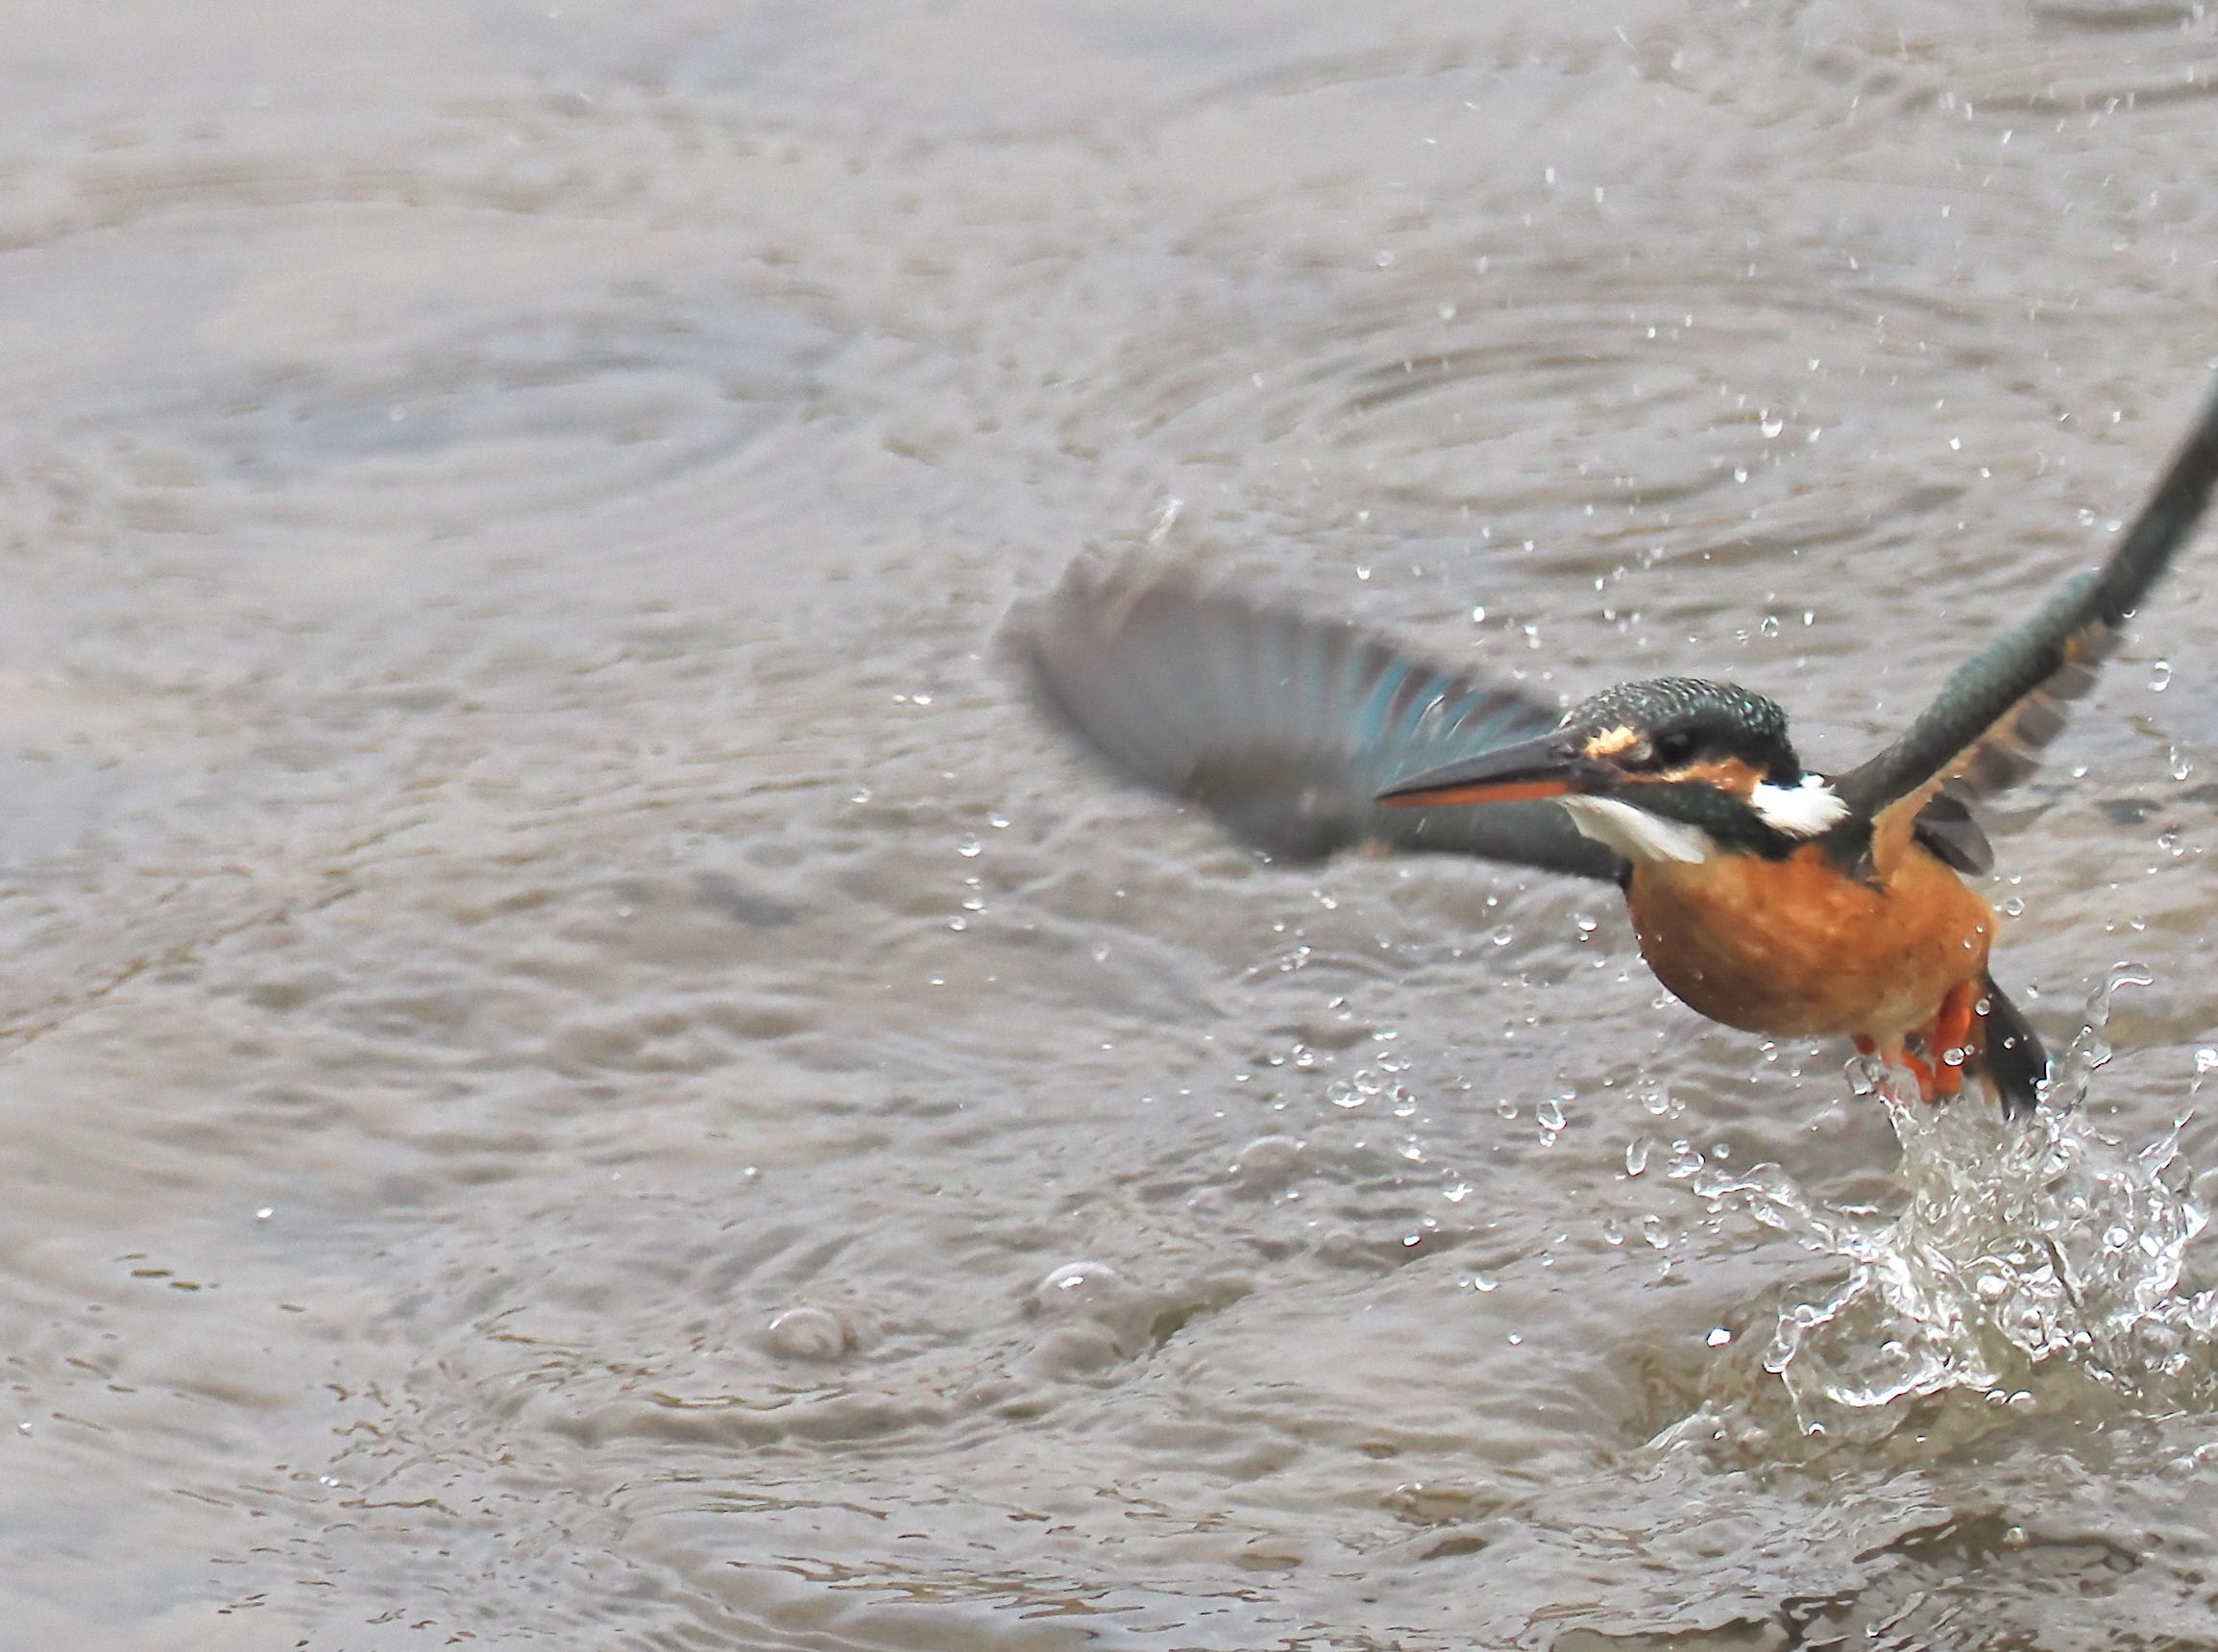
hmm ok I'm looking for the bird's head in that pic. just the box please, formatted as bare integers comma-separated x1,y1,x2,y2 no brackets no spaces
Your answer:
1377,676,1850,863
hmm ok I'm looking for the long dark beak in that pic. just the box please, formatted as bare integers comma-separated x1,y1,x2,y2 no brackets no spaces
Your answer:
1376,731,1606,808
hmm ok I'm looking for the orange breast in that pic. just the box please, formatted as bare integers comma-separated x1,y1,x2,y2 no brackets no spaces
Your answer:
1624,840,1993,1042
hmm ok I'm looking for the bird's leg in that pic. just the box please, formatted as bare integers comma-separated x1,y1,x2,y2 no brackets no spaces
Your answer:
1852,1032,1931,1101
1928,979,1978,1100
1899,1045,1941,1101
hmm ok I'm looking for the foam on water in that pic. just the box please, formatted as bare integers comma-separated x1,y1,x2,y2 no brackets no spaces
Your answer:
1677,966,2218,1447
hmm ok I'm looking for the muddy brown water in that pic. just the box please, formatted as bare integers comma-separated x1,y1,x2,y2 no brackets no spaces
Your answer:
6,3,2218,1647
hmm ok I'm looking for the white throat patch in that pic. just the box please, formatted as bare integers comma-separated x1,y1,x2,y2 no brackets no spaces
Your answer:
1561,794,1713,865
1748,775,1850,838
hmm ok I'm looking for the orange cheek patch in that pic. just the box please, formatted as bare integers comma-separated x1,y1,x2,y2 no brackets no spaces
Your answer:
1381,777,1573,808
1630,756,1763,794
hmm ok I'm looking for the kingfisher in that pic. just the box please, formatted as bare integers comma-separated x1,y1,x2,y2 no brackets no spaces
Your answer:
1017,381,2218,1117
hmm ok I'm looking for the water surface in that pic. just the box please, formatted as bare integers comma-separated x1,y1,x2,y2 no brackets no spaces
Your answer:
5,3,2218,1647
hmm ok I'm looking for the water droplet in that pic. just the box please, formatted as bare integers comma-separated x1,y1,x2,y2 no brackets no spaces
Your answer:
1491,926,1514,947
767,1305,852,1361
1640,1213,1670,1250
1472,1272,1499,1293
1536,1098,1566,1131
2151,660,2173,692
957,835,983,858
1039,1260,1125,1300
1760,412,1784,439
1625,1137,1650,1176
947,915,967,931
849,785,873,804
1233,1136,1304,1180
1705,1326,1733,1347
1494,1098,1519,1120
987,812,1011,829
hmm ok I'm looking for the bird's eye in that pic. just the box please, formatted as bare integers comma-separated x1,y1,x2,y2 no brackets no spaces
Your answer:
1651,729,1697,766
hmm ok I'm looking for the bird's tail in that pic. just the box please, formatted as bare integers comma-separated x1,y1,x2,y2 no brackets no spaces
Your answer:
1977,973,2048,1120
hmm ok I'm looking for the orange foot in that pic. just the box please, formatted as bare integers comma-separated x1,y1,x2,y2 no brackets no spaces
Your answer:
1925,977,1978,1101
1854,978,1980,1105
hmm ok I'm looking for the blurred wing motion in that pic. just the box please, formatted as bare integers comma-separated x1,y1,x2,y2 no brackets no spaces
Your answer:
1015,562,1624,879
1842,380,2218,862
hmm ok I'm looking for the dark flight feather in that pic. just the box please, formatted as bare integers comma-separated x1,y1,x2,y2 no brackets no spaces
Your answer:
1980,973,2048,1120
1840,380,2218,829
1015,562,1624,879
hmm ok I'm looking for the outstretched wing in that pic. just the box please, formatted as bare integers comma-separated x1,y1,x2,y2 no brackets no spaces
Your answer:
1013,561,1624,879
1839,378,2218,857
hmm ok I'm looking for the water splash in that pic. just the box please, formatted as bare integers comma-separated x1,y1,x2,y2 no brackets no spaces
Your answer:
1692,965,2218,1444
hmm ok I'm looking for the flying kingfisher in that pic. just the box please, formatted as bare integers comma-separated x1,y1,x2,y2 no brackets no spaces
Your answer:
1017,382,2218,1118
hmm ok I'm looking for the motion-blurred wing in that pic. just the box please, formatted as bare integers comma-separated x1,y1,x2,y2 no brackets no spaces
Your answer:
1015,562,1624,880
1840,378,2218,853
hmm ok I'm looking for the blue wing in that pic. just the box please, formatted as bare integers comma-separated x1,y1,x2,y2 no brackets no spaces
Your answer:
1013,561,1624,881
